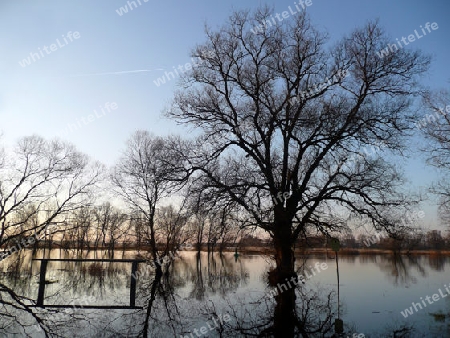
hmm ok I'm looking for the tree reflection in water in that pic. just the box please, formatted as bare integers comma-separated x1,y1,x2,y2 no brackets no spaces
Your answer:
376,254,427,287
0,251,442,337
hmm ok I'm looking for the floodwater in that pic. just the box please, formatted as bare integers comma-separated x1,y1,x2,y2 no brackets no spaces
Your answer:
0,250,449,337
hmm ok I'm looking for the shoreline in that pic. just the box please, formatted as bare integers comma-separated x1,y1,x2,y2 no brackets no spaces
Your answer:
2,246,448,257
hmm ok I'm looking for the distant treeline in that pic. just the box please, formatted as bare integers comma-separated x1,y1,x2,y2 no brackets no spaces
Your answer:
237,230,449,252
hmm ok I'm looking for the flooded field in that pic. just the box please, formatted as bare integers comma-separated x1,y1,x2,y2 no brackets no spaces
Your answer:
1,250,449,337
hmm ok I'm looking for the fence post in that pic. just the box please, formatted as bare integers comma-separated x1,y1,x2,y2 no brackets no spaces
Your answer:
130,261,138,307
37,259,48,307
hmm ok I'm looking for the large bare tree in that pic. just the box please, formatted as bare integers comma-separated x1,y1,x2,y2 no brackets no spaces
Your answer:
166,7,430,286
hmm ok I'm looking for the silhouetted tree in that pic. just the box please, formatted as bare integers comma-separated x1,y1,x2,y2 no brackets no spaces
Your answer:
420,89,450,224
0,135,103,253
112,131,189,271
166,5,430,293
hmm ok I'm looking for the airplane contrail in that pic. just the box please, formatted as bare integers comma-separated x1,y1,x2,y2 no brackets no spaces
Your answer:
68,69,165,77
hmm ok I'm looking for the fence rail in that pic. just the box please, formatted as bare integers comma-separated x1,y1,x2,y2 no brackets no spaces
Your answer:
32,258,147,309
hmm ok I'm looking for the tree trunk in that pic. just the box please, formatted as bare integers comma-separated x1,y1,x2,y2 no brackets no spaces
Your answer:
142,268,162,337
271,209,298,337
274,288,297,337
271,209,296,283
148,218,162,275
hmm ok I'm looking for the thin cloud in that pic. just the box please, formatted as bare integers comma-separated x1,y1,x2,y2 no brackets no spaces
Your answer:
68,69,165,77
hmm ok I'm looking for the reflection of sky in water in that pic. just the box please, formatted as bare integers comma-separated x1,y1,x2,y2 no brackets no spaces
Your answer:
1,251,450,337
335,255,450,337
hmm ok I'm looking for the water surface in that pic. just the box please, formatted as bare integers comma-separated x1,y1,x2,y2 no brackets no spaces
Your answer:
1,250,449,337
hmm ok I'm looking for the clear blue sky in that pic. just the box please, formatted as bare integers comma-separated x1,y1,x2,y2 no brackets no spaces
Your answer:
1,0,449,227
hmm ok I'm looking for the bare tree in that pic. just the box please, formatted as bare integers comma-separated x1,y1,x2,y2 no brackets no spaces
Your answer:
166,6,430,292
111,131,188,272
154,204,189,259
420,89,450,222
130,209,146,251
90,202,129,257
71,206,94,253
214,209,241,254
190,209,208,254
202,206,241,254
0,135,102,335
0,135,103,253
185,188,242,255
91,203,128,257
